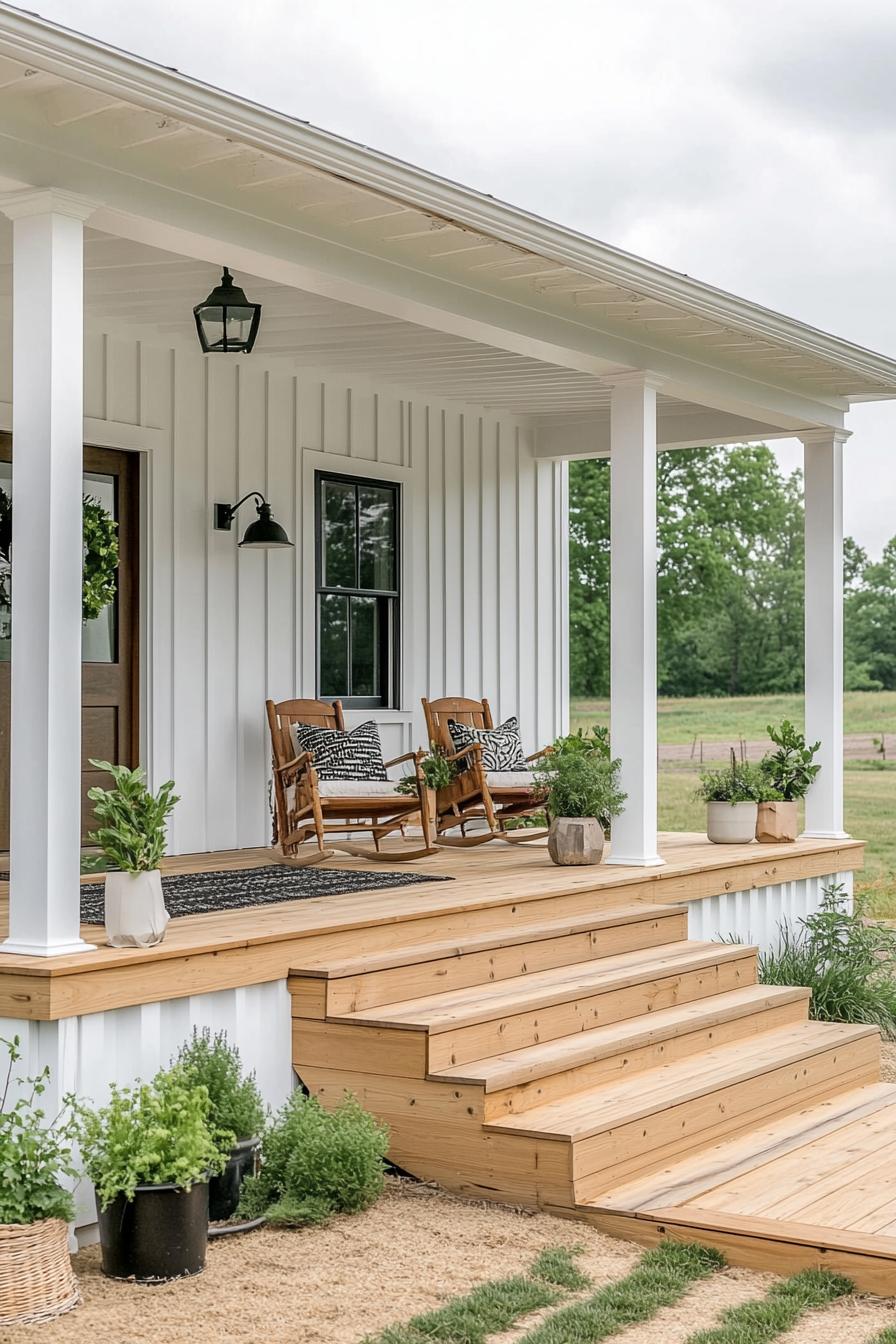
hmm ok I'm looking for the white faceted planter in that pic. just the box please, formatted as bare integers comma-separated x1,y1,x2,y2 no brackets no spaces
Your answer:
104,869,169,947
706,801,758,845
547,817,605,866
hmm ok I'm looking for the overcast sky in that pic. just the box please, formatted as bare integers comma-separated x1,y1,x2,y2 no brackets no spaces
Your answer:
38,0,896,554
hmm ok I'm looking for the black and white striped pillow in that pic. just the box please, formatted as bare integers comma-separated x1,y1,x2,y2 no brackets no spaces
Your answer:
447,715,527,772
291,720,388,781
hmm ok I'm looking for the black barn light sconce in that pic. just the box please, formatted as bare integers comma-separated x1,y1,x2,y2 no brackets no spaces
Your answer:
194,267,262,353
214,493,293,549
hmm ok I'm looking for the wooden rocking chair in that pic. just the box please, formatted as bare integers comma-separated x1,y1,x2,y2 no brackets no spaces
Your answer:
266,698,438,862
421,696,550,847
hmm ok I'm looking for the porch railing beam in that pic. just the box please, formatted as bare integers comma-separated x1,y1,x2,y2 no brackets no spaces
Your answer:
0,186,98,956
605,371,664,867
801,427,850,840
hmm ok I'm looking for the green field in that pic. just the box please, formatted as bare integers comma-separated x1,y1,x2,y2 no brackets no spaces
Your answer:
570,692,896,915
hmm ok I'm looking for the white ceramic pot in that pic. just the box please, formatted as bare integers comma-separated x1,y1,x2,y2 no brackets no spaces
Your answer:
706,801,758,845
104,869,169,948
755,800,799,843
547,817,605,866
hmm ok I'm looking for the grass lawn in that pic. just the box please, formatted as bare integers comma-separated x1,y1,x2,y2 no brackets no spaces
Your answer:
571,692,896,917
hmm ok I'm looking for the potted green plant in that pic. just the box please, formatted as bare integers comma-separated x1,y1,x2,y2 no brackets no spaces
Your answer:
696,753,765,844
77,1064,224,1283
395,745,455,827
87,759,179,947
533,739,626,866
757,721,821,843
0,1038,80,1326
174,1029,266,1223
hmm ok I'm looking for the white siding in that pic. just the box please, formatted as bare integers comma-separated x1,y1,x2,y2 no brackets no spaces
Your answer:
686,871,853,953
1,321,569,856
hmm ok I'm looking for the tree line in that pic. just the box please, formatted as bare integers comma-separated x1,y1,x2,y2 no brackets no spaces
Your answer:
569,444,895,698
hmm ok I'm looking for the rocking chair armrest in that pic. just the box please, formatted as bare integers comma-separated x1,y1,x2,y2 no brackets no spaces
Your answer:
525,746,552,763
275,750,314,781
383,750,422,770
442,743,483,766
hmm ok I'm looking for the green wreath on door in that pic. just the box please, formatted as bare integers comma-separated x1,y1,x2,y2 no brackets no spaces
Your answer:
0,489,119,620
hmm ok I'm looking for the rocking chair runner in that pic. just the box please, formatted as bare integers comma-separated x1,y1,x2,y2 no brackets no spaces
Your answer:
266,698,437,862
421,696,550,846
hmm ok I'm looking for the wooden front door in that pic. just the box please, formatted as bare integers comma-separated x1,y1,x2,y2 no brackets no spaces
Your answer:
0,436,140,848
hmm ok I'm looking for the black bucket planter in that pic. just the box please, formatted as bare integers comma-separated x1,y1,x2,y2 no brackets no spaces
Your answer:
96,1180,209,1283
208,1137,260,1223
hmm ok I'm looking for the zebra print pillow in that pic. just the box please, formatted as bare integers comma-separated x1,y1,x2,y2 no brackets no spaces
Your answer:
290,719,388,781
447,715,527,772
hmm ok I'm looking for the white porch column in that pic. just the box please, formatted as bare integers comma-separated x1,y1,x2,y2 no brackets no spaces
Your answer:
0,188,97,956
605,372,664,867
801,428,850,839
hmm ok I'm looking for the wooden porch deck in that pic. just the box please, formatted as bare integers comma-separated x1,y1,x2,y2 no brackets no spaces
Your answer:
7,830,896,1288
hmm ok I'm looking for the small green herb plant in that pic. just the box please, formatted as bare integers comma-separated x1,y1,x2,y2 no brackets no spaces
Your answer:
394,745,455,796
0,1036,78,1225
759,881,896,1037
548,724,612,760
77,1064,225,1210
87,760,179,872
696,754,770,805
174,1029,266,1147
534,748,626,830
760,720,821,801
238,1090,389,1227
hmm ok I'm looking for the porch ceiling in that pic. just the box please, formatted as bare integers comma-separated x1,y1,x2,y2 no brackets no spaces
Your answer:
0,8,893,430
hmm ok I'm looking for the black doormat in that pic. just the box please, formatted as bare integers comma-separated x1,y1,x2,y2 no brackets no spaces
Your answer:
78,864,453,924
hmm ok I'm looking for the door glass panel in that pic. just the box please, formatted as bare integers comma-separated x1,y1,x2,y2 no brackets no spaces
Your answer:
319,592,349,696
82,472,117,664
350,596,380,698
358,486,395,591
321,480,356,588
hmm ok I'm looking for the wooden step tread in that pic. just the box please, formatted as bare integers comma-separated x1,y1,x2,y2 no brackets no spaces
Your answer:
486,1021,878,1141
593,1083,896,1213
290,902,686,978
433,984,811,1090
334,940,755,1032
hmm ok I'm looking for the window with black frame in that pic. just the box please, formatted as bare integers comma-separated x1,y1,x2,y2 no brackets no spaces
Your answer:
315,471,399,708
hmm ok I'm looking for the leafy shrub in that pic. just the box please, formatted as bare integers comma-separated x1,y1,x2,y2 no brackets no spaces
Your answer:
87,760,179,872
696,757,770,804
77,1064,225,1209
174,1028,266,1147
760,881,896,1037
395,745,456,796
534,745,626,828
239,1090,389,1226
548,724,612,760
760,720,821,801
0,1036,78,1224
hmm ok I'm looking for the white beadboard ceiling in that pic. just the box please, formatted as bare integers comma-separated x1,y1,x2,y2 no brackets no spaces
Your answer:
0,22,893,418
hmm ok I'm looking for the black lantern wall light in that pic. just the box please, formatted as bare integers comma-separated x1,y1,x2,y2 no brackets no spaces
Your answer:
194,267,262,354
214,494,293,549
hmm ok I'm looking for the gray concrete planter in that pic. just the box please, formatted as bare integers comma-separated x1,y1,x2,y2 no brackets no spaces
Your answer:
547,817,605,865
706,801,758,844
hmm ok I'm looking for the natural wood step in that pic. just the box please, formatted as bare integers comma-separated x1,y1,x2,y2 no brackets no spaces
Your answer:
336,940,758,1069
289,904,688,1014
436,984,810,1119
495,1021,880,1199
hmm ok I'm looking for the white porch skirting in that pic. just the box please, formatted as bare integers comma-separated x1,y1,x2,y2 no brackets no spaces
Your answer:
1,867,848,1237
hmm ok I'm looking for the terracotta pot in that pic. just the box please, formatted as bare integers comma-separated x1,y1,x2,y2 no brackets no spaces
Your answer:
104,869,169,948
756,800,799,843
547,817,604,866
706,801,758,844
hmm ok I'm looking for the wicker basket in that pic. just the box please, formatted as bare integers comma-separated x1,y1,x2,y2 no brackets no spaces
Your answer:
0,1218,80,1326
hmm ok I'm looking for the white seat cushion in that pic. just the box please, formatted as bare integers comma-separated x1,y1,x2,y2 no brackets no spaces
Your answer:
317,779,404,798
486,770,536,790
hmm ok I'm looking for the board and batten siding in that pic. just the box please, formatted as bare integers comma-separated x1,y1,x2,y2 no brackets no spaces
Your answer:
1,324,568,855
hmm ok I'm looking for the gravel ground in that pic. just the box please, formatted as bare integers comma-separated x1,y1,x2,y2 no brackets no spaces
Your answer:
7,1177,896,1344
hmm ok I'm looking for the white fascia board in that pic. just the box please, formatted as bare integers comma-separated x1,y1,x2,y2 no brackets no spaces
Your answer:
0,131,850,434
535,410,800,459
0,4,895,394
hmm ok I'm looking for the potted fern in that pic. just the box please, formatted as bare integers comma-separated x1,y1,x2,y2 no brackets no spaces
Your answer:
87,760,179,947
174,1029,266,1223
395,745,455,828
757,721,820,842
77,1064,224,1283
533,735,626,865
0,1038,80,1326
